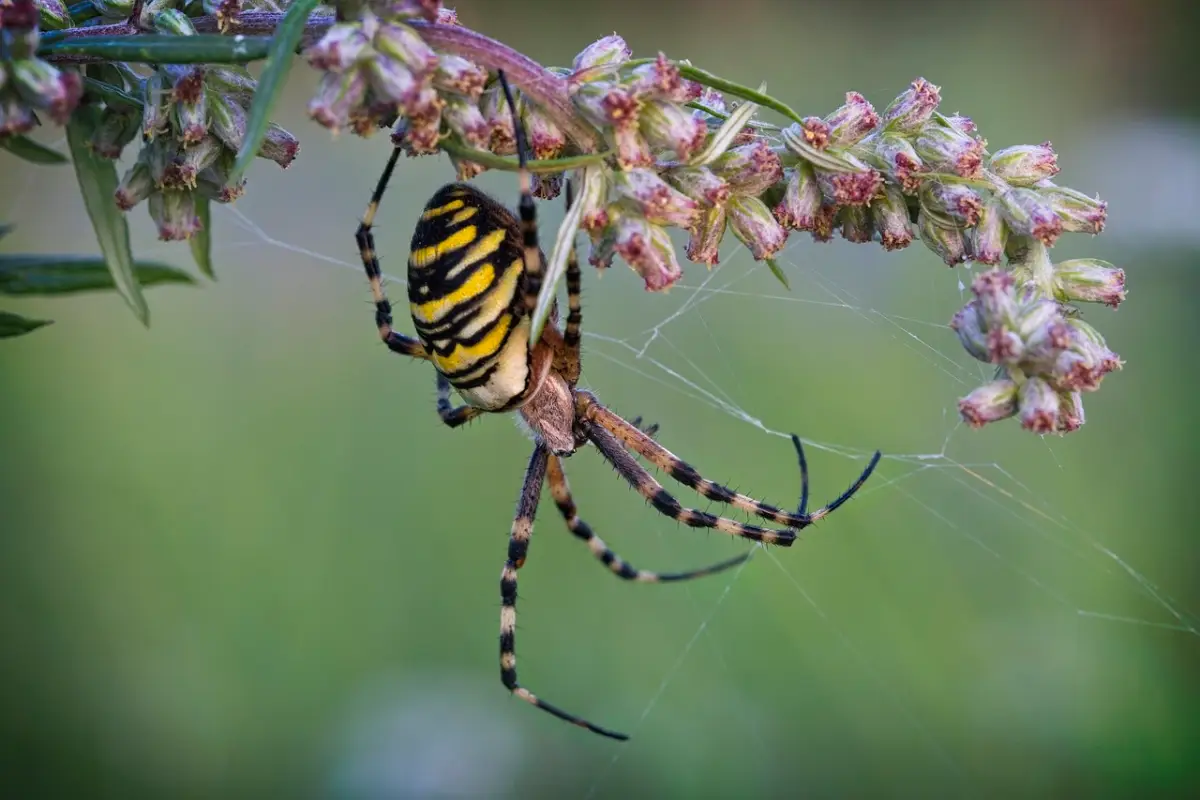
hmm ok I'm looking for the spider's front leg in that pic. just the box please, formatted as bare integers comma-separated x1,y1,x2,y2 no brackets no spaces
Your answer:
356,145,429,361
499,444,629,740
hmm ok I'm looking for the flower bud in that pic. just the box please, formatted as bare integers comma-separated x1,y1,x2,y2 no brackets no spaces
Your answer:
611,124,654,170
664,165,730,208
997,188,1063,247
685,204,727,265
968,199,1006,265
1051,320,1122,392
206,66,257,104
1017,299,1071,368
815,167,882,207
639,100,707,162
572,82,639,128
824,91,879,148
258,123,299,168
971,269,1018,327
1017,377,1059,433
839,205,874,243
91,0,133,20
614,215,684,291
36,0,72,30
809,204,838,243
170,68,208,144
450,155,487,182
386,0,442,22
920,181,982,227
305,22,372,72
442,95,489,147
308,69,369,132
375,22,438,77
532,172,563,200
728,196,788,260
367,57,419,106
1036,181,1107,234
949,301,990,362
795,116,830,150
11,60,82,124
943,114,976,135
958,379,1019,428
161,136,220,189
872,185,913,250
402,86,444,153
630,54,699,104
989,142,1059,186
149,190,203,241
914,122,984,178
882,77,941,133
522,100,567,160
572,34,631,75
713,139,783,196
773,163,822,231
870,134,924,193
613,168,700,228
114,158,155,211
917,209,966,265
197,150,246,203
481,85,515,154
0,94,37,136
1,0,39,58
1053,258,1125,308
141,72,170,140
433,54,488,98
89,106,140,159
1056,391,1085,433
209,94,247,152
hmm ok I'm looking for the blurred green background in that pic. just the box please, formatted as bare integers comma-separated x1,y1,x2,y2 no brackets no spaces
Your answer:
3,0,1199,797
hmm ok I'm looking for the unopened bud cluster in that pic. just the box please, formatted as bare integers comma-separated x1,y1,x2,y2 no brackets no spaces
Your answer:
111,58,299,240
0,0,81,137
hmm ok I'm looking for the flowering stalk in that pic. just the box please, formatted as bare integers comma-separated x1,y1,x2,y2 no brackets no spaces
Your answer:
10,1,1125,435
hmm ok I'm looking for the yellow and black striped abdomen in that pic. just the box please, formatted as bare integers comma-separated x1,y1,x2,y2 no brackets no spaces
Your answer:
408,183,532,412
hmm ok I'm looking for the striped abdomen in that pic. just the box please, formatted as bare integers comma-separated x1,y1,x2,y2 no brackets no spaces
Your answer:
407,183,532,412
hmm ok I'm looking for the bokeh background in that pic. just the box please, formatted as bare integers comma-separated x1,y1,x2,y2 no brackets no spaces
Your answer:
3,0,1199,797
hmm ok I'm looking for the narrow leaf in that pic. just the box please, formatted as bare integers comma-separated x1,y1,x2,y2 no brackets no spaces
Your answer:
39,34,273,64
0,311,53,339
0,255,194,295
530,165,601,346
1,134,68,165
82,76,143,110
765,257,790,290
440,138,611,174
230,0,321,184
675,64,806,127
189,196,215,280
687,89,762,167
65,107,150,325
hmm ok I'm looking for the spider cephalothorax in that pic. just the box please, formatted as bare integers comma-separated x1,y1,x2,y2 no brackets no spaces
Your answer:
354,71,881,740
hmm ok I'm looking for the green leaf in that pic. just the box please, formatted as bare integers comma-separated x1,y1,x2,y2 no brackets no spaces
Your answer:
82,76,143,110
687,88,762,167
1,134,68,165
229,0,320,184
190,196,215,280
440,138,612,174
39,34,273,64
65,106,150,325
0,311,53,339
765,257,790,290
0,255,195,295
530,165,603,347
0,223,13,241
673,63,806,127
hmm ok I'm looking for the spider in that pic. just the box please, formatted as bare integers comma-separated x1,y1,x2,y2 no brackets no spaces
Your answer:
354,71,882,741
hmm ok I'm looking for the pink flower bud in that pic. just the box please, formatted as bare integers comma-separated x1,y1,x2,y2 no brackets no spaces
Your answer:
949,300,990,362
882,77,941,133
773,163,822,231
809,204,838,243
989,142,1060,186
375,22,438,77
971,269,1019,327
664,165,731,208
914,122,984,178
871,134,924,193
141,73,170,141
209,94,247,152
968,199,1007,265
639,100,707,162
433,54,488,98
306,22,372,72
1056,391,1085,433
872,185,913,251
258,123,299,168
920,181,982,227
728,196,788,260
613,168,701,228
1018,377,1059,433
713,139,783,196
685,204,727,266
572,34,632,74
308,69,369,132
443,95,489,147
149,190,203,241
11,59,82,125
958,379,1019,428
630,53,699,104
522,100,567,160
998,188,1063,247
114,159,154,211
815,167,883,207
824,91,879,148
1053,258,1125,308
918,209,967,266
1036,182,1107,234
614,215,684,291
481,85,515,154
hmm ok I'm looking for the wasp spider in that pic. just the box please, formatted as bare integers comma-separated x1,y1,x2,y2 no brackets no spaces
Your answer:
354,72,882,741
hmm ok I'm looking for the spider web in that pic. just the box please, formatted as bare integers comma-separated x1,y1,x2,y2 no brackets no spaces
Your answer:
8,150,1193,794
187,196,1196,790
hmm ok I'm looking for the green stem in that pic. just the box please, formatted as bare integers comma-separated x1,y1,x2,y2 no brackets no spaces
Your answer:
440,139,611,173
627,58,806,127
82,76,143,109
